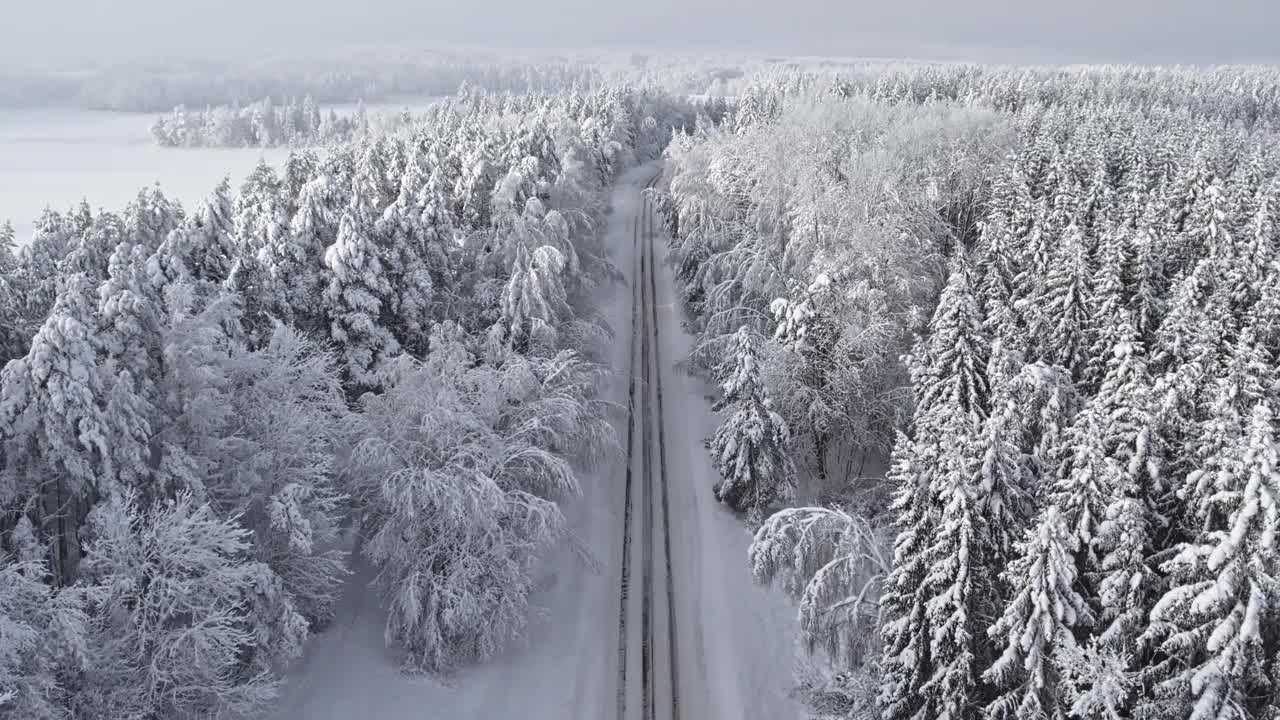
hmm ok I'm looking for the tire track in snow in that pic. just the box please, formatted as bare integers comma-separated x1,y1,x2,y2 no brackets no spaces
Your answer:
618,172,663,720
645,188,681,720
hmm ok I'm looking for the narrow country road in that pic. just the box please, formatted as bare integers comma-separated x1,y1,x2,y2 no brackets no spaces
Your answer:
272,163,802,720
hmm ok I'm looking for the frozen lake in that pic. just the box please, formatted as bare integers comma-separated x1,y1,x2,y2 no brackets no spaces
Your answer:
0,108,289,248
0,99,439,247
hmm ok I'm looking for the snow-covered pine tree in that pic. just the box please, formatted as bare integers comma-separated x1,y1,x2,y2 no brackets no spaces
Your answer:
0,220,16,271
232,161,285,255
498,242,571,353
377,149,435,356
16,208,75,324
0,274,112,584
0,556,97,719
323,184,400,390
123,185,182,253
280,173,337,333
182,177,237,283
59,209,123,287
709,325,796,520
0,221,25,363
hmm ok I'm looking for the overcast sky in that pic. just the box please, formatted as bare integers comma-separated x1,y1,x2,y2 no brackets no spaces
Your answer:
3,0,1277,67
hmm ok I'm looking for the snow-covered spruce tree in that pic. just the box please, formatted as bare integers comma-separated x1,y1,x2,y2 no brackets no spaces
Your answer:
415,164,459,315
281,149,319,217
1090,328,1164,655
1127,219,1167,345
709,325,796,520
0,274,112,585
1216,180,1277,327
76,491,279,720
223,251,281,348
976,392,1034,574
983,505,1094,720
913,412,992,720
975,215,1024,349
1181,324,1273,535
1146,402,1280,720
1084,228,1132,390
880,261,994,720
1028,222,1093,380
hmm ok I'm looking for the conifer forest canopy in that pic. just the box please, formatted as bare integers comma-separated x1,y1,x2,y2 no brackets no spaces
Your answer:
3,6,1280,720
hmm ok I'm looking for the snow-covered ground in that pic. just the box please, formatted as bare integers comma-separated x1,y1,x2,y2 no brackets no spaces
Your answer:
270,163,803,719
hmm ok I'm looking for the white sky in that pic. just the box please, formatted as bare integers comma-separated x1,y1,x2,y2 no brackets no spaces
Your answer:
2,0,1277,66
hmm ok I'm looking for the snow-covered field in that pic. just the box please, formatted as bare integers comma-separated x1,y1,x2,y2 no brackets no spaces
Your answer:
270,164,803,720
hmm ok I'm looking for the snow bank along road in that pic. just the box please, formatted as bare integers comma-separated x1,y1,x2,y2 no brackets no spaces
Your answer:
271,164,800,720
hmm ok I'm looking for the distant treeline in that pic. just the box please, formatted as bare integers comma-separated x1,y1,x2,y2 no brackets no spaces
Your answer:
0,52,773,112
0,56,605,112
150,97,411,148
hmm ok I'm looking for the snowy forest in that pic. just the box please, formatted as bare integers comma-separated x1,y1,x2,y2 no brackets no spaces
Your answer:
5,54,1280,720
0,84,705,717
661,64,1280,719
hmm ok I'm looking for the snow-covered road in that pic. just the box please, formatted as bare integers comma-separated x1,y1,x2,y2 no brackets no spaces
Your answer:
270,163,802,720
